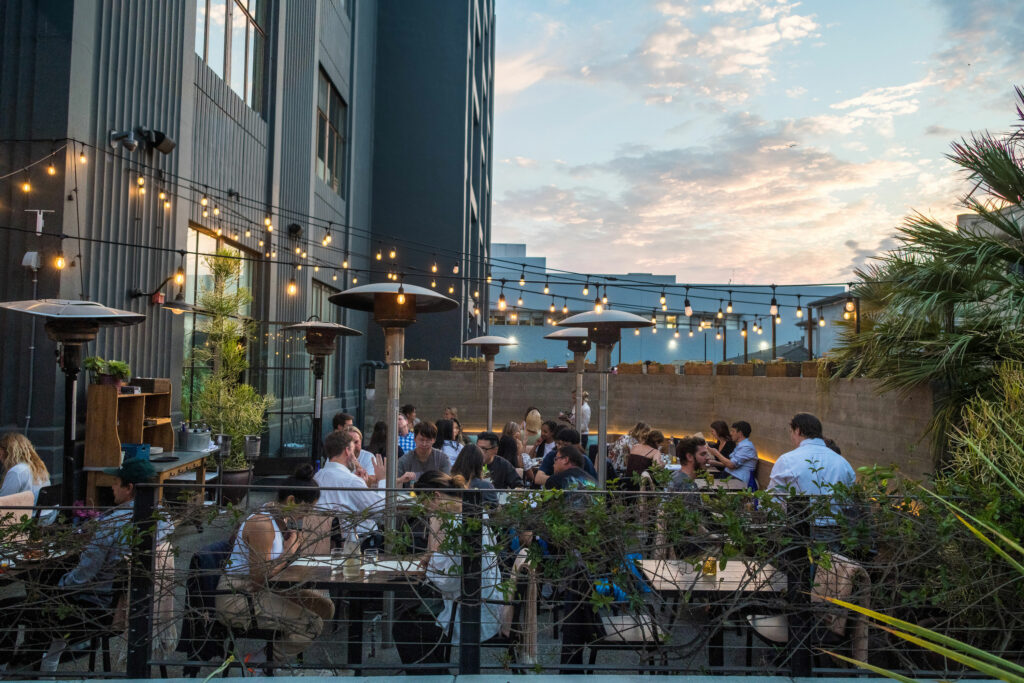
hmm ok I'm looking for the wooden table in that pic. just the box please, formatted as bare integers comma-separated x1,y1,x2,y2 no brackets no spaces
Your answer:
271,557,425,670
83,449,209,505
639,558,785,667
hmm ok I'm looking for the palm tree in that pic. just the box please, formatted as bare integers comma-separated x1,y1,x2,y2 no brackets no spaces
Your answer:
829,87,1024,461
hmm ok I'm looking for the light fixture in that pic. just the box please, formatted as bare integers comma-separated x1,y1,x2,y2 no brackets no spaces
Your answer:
352,275,358,284
295,246,301,254
650,311,657,326
717,300,724,319
430,279,437,288
517,293,523,306
313,265,319,273
264,215,273,229
549,300,556,313
79,149,87,164
164,200,171,209
287,278,298,296
651,324,657,335
796,295,803,319
376,249,382,261
473,290,479,299
324,225,332,244
296,263,302,271
845,296,856,312
843,310,851,320
562,299,569,315
452,263,459,274
726,291,733,314
688,329,694,337
202,208,209,218
486,270,492,283
594,296,603,314
396,285,406,305
200,194,209,207
54,252,66,270
389,247,396,260
498,281,507,310
332,271,338,281
602,287,609,305
819,314,826,327
582,279,589,297
138,186,146,196
174,265,185,286
519,268,525,287
245,228,251,238
213,205,220,216
21,177,31,193
510,310,518,322
769,284,778,316
301,251,307,259
775,314,782,324
741,326,747,337
431,261,438,273
634,328,640,336
684,287,692,317
660,291,666,306
342,256,349,268
47,159,56,176
715,329,721,341
448,284,455,294
214,226,221,236
158,189,167,200
137,175,145,187
543,279,549,294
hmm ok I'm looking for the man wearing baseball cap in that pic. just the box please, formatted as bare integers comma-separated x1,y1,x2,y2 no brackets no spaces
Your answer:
41,458,168,672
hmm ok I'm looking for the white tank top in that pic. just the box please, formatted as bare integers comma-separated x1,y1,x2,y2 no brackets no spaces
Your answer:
224,510,284,575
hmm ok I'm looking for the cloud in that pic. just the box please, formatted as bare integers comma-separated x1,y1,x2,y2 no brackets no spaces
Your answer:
786,86,807,98
494,113,930,282
501,156,540,168
924,124,956,137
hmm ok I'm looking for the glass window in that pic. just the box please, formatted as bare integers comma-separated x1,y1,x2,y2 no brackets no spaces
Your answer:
206,0,227,78
316,69,347,198
229,8,247,100
195,0,207,59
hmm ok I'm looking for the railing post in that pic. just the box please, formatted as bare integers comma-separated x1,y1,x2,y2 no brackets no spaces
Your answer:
126,482,157,678
787,494,813,677
459,487,482,674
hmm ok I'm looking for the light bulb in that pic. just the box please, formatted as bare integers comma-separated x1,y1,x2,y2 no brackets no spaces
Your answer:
727,301,733,313
510,311,518,321
741,329,747,337
137,175,145,186
562,303,569,314
543,282,549,294
213,206,220,216
775,315,782,324
845,297,856,312
215,227,222,236
652,326,657,334
452,264,459,274
582,284,589,296
287,278,297,295
202,208,209,218
139,186,146,195
325,233,332,244
715,331,721,340
332,273,337,281
432,263,438,273
352,276,358,283
517,295,523,306
819,316,826,327
301,251,307,259
342,258,348,268
662,303,668,311
717,307,723,319
54,253,66,270
843,310,851,320
431,279,437,288
796,307,803,318
473,290,479,299
519,273,525,286
174,268,185,286
594,297,603,313
79,151,87,164
602,293,608,305
770,298,778,316
550,302,556,313
396,286,406,304
498,293,506,310
674,330,680,338
296,263,302,270
389,248,396,259
634,328,640,336
376,250,382,261
448,285,455,294
295,246,301,254
47,162,56,176
688,330,694,337
684,300,692,317
660,292,666,305
313,265,319,272
245,228,251,237
200,195,208,206
264,216,272,227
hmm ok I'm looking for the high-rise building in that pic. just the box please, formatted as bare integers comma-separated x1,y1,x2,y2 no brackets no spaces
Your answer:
0,0,492,478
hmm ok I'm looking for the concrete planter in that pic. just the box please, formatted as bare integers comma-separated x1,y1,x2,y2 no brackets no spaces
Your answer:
405,360,430,371
802,361,820,377
767,363,801,377
752,364,767,376
734,363,754,376
617,363,644,374
567,360,597,371
684,362,713,376
451,360,484,371
510,361,547,372
655,364,678,375
716,363,737,376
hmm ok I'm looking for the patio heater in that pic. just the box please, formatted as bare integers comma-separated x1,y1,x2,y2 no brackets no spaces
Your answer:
461,335,516,431
0,300,145,508
328,283,456,509
282,317,362,468
543,327,592,441
557,309,653,487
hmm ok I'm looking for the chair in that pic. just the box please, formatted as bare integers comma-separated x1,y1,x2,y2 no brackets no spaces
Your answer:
744,554,871,667
583,563,666,671
33,485,59,522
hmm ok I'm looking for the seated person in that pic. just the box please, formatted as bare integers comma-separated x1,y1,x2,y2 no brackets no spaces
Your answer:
707,420,758,487
533,428,596,487
216,464,334,666
0,432,55,524
396,422,449,486
668,436,710,493
40,458,171,671
451,445,498,507
435,419,464,470
476,431,524,490
622,429,666,486
396,471,502,671
544,446,597,496
315,430,386,546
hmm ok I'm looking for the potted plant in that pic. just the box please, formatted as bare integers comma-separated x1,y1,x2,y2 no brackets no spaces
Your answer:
750,358,767,376
450,356,485,370
766,359,800,377
405,358,430,371
616,361,643,374
683,361,713,376
509,359,548,371
733,362,754,376
189,248,274,505
84,356,133,387
716,360,736,376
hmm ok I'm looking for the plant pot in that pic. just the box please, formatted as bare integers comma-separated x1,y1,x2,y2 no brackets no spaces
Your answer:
766,363,799,377
716,363,736,376
510,361,547,372
405,360,429,371
451,360,483,371
752,364,766,376
217,467,253,506
801,361,820,377
567,361,597,371
98,374,124,388
617,364,643,374
684,362,713,376
734,363,754,376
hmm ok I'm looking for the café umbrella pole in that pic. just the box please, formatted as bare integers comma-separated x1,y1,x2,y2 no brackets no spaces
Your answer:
462,335,516,432
543,327,591,451
557,309,652,488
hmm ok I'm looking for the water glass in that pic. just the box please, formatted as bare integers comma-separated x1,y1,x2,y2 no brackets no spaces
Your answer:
363,548,379,569
330,547,345,577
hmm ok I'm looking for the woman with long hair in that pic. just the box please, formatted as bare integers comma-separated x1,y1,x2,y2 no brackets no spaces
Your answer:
216,464,334,668
496,434,522,470
0,433,53,522
610,422,651,472
434,419,463,469
520,408,542,447
501,421,525,464
623,429,666,484
396,470,502,670
450,444,497,505
367,421,388,457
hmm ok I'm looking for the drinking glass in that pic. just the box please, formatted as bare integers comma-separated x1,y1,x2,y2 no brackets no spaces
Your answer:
363,548,379,569
330,547,345,577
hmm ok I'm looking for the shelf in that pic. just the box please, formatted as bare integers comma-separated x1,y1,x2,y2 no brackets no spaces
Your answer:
143,417,172,428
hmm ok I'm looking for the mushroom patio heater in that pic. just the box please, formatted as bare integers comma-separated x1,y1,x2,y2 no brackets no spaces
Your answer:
544,327,592,440
462,335,517,431
557,309,653,487
282,318,362,468
0,300,146,507
328,283,457,507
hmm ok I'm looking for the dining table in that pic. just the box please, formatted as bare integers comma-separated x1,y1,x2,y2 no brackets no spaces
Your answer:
638,558,786,668
270,555,426,670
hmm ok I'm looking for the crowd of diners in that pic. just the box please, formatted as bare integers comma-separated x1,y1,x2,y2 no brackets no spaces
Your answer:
0,393,856,674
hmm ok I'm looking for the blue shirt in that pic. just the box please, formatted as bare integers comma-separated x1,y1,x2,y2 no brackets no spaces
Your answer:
726,438,757,484
539,448,597,479
768,438,856,525
397,432,415,456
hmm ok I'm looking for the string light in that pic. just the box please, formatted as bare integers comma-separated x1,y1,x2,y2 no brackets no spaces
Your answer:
594,296,603,314
486,270,492,283
452,263,459,274
582,279,589,297
775,313,782,325
498,281,507,310
202,208,209,218
602,287,609,305
332,271,338,281
200,194,209,207
79,148,87,164
650,311,657,326
158,189,167,200
375,248,382,261
741,326,747,337
295,246,301,254
342,256,349,268
215,226,222,236
726,291,733,314
213,205,220,216
688,328,694,337
543,279,549,294
634,328,640,336
139,185,146,196
796,295,803,319
137,175,145,187
431,261,438,273
396,285,406,305
673,329,679,338
769,284,778,316
296,263,302,270
245,227,251,237
47,158,56,176
324,224,333,244
715,329,721,341
519,268,525,287
660,291,666,306
845,296,856,312
717,300,724,319
174,266,185,286
562,299,569,315
430,279,437,288
448,284,455,294
843,310,851,320
819,314,826,327
549,300,556,313
684,286,692,317
21,177,31,193
54,252,66,270
264,215,273,230
389,247,396,259
287,278,297,296
352,275,358,283
473,290,479,299
510,310,518,322
517,293,524,306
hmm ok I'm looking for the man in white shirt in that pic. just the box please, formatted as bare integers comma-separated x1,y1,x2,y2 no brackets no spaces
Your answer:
768,412,856,525
315,431,386,544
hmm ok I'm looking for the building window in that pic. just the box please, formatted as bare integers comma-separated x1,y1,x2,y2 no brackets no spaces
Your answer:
195,0,266,112
316,69,348,197
310,280,342,397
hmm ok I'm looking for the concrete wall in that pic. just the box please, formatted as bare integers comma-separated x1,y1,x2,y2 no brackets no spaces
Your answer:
374,370,937,480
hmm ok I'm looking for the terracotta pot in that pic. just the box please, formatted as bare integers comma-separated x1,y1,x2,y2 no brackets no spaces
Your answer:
217,467,253,506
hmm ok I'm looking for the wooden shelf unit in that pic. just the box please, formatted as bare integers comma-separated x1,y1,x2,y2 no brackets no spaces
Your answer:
83,379,176,504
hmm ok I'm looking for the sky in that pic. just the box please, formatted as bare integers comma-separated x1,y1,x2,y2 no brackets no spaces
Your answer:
491,0,1024,286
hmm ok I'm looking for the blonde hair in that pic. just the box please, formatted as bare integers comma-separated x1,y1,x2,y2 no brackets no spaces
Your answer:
345,425,363,439
628,422,652,442
501,421,521,439
0,433,48,485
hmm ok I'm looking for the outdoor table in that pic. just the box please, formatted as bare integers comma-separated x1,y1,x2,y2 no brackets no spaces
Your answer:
639,558,785,668
270,556,425,670
83,449,208,504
